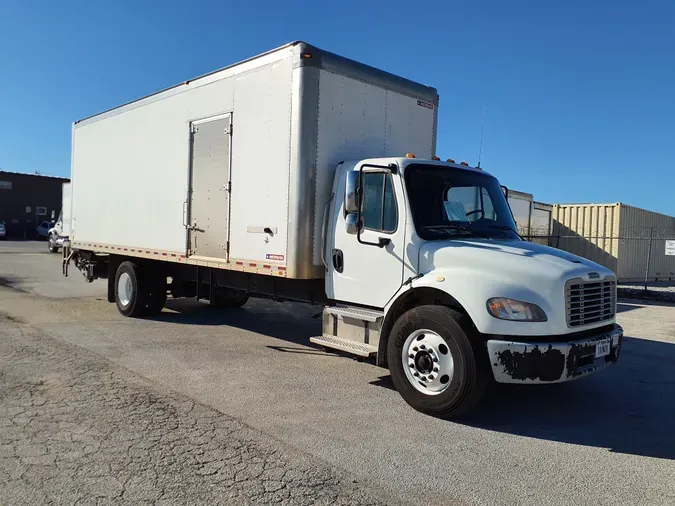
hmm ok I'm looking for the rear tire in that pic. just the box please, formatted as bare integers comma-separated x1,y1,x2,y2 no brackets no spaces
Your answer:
114,261,148,317
210,288,249,308
144,268,167,316
387,305,490,419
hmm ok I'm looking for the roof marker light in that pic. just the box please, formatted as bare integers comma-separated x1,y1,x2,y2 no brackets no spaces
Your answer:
446,158,455,163
405,153,416,158
431,155,440,161
460,161,469,167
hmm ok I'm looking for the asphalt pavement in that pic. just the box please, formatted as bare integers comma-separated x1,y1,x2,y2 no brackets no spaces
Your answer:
1,240,674,505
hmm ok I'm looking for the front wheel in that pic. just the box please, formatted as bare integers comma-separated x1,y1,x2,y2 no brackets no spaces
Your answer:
47,235,59,253
387,305,490,418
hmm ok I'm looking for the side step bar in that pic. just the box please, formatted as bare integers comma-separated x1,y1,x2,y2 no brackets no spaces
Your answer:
324,306,383,322
310,335,377,357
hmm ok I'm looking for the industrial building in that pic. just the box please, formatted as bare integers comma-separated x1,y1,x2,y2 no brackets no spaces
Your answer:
552,203,675,282
0,170,70,239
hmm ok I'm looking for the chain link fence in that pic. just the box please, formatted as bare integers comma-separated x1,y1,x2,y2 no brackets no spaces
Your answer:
520,227,675,298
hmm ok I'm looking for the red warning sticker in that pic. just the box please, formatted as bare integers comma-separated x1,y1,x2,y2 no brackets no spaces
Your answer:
265,254,284,261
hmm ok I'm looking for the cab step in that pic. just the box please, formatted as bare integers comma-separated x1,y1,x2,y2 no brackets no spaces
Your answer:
310,335,378,357
324,306,383,322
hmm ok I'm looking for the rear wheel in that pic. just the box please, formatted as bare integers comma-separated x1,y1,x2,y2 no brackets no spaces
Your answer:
387,305,490,418
144,268,167,316
114,261,148,317
210,288,249,308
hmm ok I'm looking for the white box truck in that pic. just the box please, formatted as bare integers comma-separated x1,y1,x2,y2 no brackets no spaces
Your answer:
47,181,71,253
63,42,623,417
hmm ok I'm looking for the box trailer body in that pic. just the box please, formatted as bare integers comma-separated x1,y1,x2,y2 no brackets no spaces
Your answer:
65,42,623,419
70,42,437,279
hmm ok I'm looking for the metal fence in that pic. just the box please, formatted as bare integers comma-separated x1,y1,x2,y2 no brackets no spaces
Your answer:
521,228,675,290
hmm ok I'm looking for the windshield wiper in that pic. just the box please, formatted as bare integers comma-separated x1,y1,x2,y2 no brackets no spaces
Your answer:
487,224,523,239
423,224,489,238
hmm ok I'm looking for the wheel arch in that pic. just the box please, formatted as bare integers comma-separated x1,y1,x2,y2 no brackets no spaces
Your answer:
377,287,472,367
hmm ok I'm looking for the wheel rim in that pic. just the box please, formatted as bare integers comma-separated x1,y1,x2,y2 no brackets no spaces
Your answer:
117,272,133,307
402,329,454,395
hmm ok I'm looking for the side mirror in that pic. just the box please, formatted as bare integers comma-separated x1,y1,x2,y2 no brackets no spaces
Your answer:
345,171,359,214
345,213,359,235
501,185,509,199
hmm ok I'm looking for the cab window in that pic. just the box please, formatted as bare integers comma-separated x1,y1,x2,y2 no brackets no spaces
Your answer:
361,172,397,233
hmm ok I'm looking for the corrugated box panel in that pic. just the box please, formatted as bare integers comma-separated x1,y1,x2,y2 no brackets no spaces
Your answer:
617,204,675,281
552,204,620,274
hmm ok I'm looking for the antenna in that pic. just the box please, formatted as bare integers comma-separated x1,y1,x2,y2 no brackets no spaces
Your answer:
477,106,486,168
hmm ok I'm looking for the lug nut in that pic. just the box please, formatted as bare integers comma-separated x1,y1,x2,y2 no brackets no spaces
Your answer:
433,367,439,373
412,347,418,352
413,372,419,377
409,362,415,368
433,357,438,362
420,344,426,350
420,377,427,382
409,354,415,359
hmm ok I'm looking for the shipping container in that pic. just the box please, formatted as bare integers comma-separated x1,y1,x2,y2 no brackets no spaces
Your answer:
552,203,675,282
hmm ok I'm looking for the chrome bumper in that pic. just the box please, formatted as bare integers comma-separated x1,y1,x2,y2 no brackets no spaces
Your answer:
487,324,623,384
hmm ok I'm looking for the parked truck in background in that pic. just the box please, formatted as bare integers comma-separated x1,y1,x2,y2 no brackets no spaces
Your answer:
47,182,71,253
62,42,622,417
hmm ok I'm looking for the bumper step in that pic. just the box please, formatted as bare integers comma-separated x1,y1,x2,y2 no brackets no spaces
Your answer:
310,335,377,357
324,306,383,322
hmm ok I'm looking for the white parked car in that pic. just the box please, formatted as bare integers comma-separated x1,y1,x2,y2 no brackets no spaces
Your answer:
0,221,6,239
36,221,54,239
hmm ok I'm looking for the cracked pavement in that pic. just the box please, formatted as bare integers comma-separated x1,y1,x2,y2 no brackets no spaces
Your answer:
0,317,394,506
2,242,675,506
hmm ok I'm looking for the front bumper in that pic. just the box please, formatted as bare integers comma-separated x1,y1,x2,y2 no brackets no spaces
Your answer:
487,324,623,384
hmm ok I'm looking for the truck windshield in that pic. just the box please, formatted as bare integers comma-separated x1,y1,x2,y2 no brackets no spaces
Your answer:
404,164,520,240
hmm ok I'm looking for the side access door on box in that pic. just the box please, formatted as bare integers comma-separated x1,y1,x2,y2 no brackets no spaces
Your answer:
187,113,233,260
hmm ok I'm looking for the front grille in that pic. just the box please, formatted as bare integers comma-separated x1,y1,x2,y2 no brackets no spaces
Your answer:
566,278,616,327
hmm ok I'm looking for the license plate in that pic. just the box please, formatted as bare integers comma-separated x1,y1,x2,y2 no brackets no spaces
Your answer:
595,338,610,358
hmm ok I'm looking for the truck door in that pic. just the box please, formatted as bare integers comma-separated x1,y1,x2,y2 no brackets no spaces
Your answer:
187,113,232,260
327,165,405,308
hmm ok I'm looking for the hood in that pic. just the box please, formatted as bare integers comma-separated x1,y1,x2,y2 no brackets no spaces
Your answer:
418,239,614,283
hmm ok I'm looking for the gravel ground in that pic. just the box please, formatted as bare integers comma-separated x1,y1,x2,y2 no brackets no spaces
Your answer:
0,314,396,506
2,242,675,506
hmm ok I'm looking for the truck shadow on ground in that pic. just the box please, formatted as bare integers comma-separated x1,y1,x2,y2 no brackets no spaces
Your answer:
149,299,321,344
153,298,674,460
458,335,675,460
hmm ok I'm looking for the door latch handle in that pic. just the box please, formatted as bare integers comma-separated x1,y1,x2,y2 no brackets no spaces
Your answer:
332,249,344,273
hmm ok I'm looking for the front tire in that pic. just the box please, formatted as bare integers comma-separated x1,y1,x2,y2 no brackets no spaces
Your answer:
47,235,59,253
114,261,148,317
387,305,490,418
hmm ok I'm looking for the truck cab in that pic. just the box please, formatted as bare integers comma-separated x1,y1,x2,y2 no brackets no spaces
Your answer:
315,155,622,417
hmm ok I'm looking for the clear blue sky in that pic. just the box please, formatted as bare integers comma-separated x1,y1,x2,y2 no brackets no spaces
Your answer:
1,0,673,215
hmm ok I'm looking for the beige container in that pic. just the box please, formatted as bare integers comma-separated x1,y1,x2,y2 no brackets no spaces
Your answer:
552,203,675,282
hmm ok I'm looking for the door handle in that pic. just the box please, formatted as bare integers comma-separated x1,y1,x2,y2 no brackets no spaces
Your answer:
332,249,344,273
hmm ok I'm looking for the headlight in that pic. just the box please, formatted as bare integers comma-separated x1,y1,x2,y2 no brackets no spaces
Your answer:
486,298,547,322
